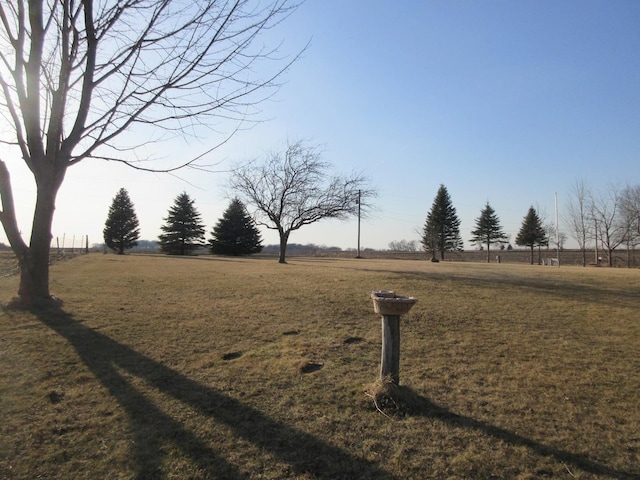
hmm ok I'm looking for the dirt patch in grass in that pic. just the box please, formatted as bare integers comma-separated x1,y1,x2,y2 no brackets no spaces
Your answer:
221,351,243,361
298,359,324,374
1,254,639,479
344,336,365,345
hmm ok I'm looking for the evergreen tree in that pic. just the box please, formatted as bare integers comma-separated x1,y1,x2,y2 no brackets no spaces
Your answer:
469,202,508,263
159,192,205,255
103,188,140,254
421,184,463,260
209,199,263,255
515,206,547,264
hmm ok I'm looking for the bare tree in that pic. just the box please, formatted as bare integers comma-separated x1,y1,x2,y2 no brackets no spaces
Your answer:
228,141,376,263
565,179,592,266
590,185,626,267
0,0,300,305
388,239,418,252
620,185,640,267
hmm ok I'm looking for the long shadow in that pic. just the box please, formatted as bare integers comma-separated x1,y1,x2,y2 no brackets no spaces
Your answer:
32,304,397,480
28,304,639,479
395,386,639,480
354,266,640,311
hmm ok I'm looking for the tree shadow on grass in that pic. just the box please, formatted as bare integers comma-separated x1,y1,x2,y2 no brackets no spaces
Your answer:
386,385,639,480
32,304,397,480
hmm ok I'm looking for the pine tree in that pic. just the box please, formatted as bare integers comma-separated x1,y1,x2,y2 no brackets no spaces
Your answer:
515,206,547,265
469,202,508,263
209,199,263,255
103,188,140,254
158,192,205,255
421,184,463,260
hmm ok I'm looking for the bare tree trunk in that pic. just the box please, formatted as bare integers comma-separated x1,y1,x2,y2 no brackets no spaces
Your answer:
0,157,65,304
18,175,63,303
278,229,290,264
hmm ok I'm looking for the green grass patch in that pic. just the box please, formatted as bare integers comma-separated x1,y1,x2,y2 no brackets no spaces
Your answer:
1,254,639,479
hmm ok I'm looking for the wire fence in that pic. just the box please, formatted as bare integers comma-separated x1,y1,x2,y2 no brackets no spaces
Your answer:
52,234,91,256
0,234,91,278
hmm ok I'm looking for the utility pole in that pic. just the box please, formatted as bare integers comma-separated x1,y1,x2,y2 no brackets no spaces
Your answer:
356,189,362,258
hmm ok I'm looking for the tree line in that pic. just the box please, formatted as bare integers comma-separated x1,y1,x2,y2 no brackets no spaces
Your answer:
104,190,263,257
419,185,547,265
104,141,375,261
565,180,640,267
418,181,640,267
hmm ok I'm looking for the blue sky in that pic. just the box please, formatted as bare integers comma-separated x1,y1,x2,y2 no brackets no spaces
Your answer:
2,1,639,251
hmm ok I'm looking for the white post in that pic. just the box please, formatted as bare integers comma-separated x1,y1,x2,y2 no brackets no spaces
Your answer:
555,192,560,267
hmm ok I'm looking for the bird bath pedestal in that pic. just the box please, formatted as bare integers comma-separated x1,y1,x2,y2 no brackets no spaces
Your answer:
371,290,418,385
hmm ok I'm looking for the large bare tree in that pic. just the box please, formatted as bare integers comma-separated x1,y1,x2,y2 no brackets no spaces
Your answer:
228,141,376,263
0,0,300,305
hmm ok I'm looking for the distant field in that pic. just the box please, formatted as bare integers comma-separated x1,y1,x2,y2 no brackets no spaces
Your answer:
1,254,639,479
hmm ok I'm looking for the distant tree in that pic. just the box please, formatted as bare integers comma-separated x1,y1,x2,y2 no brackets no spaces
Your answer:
565,179,592,266
516,207,547,265
159,193,205,255
388,239,418,252
623,185,640,236
590,186,626,267
103,188,140,254
469,202,507,263
421,185,463,260
210,199,263,256
558,232,568,250
229,141,376,263
620,185,640,267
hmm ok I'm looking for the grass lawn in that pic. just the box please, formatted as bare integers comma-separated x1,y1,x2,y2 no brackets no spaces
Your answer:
1,254,639,479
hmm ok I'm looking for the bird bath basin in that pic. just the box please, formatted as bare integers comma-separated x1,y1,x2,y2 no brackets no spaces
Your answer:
371,290,418,316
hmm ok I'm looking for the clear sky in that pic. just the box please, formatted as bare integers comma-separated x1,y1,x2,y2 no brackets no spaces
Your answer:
2,1,639,251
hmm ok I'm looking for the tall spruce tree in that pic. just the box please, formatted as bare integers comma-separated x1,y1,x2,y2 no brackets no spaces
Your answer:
103,188,140,254
209,199,263,255
515,206,547,264
159,192,205,255
470,202,508,263
421,185,463,260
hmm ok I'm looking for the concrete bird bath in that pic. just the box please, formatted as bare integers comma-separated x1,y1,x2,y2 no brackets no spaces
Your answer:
371,290,418,385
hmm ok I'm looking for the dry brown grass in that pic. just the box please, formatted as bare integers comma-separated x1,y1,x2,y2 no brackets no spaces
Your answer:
1,254,639,479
